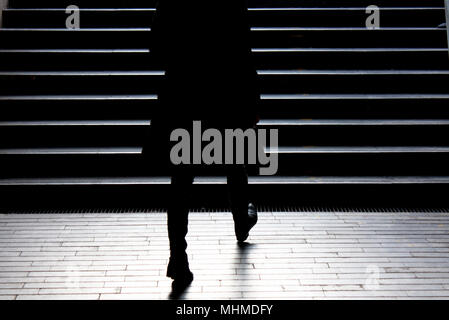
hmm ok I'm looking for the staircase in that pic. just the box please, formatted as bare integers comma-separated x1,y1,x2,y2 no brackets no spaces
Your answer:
0,0,448,210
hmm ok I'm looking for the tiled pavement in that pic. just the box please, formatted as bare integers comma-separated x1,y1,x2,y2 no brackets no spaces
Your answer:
1,211,449,300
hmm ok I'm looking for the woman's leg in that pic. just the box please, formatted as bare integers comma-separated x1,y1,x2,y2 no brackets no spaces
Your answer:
227,164,249,221
166,167,194,278
227,165,257,242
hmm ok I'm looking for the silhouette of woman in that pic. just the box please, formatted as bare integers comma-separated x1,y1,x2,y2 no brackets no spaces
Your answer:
149,0,259,294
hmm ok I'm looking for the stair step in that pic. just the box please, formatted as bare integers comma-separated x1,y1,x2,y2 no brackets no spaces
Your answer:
1,49,446,71
271,146,449,154
2,154,448,177
251,7,446,28
0,147,142,155
259,70,449,94
3,7,445,28
0,120,151,126
0,94,158,101
2,120,448,149
0,71,163,94
0,71,164,76
2,69,449,95
262,94,449,100
4,119,447,127
0,28,446,49
3,94,448,120
1,27,150,30
259,70,449,75
249,176,449,184
274,153,449,176
252,27,447,48
8,0,445,9
0,48,149,53
0,49,155,71
250,1,446,8
264,124,449,146
2,121,448,148
0,120,151,148
1,176,449,186
2,48,448,71
255,48,449,52
2,146,448,156
6,7,444,10
259,119,449,126
4,94,447,102
259,101,449,120
255,27,446,30
254,48,449,69
0,29,151,49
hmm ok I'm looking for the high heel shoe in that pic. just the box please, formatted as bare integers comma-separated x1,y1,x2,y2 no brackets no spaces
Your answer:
235,203,258,242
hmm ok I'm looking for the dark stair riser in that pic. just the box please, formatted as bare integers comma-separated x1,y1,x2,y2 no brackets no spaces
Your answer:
0,30,151,49
0,73,162,95
274,153,449,176
2,98,449,121
1,73,449,95
3,9,445,28
252,29,448,48
260,73,449,94
1,153,449,177
1,124,449,148
8,0,445,9
1,183,448,210
259,99,449,119
255,51,449,70
0,154,146,177
0,125,150,148
2,50,448,71
0,51,157,71
0,29,446,49
262,125,449,146
0,99,157,121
